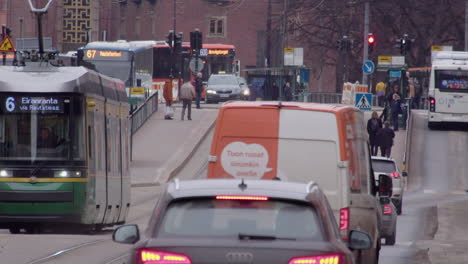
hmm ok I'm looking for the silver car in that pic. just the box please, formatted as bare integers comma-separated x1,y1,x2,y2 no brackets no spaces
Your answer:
372,156,405,215
205,74,242,103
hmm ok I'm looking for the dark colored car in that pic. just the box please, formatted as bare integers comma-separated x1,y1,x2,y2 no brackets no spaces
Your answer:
113,179,372,264
205,74,242,103
379,196,397,245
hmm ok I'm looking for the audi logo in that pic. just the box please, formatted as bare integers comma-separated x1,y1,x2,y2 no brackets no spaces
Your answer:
226,252,254,264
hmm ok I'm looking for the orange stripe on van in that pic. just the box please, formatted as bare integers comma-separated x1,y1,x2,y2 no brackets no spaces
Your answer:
207,105,279,179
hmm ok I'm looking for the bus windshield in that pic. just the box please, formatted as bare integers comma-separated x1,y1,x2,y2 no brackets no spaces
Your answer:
435,70,468,90
83,60,132,85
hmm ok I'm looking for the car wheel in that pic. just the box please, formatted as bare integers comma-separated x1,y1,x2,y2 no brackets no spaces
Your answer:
396,201,402,215
386,232,396,245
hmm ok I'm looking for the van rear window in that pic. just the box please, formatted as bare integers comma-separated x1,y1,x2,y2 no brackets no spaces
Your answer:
372,159,397,173
435,70,468,90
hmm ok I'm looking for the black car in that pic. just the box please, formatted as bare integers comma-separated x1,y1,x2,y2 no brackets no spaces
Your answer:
113,179,372,264
205,74,242,103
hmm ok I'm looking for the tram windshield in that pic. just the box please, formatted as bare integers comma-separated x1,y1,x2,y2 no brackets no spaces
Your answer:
0,96,85,162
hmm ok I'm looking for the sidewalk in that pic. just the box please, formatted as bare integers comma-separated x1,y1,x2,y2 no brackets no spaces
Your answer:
130,106,218,186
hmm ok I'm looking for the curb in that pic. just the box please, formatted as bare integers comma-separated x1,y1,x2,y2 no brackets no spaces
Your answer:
130,116,217,187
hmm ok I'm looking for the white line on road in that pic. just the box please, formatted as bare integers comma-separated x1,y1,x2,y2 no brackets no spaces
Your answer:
423,189,437,194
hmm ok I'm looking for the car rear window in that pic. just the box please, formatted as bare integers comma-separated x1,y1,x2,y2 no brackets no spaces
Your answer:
372,159,397,173
156,198,324,241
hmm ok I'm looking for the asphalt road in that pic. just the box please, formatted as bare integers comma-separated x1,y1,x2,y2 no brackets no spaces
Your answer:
2,109,468,264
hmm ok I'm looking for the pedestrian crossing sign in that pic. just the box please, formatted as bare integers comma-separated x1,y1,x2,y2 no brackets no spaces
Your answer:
355,93,372,110
0,36,15,52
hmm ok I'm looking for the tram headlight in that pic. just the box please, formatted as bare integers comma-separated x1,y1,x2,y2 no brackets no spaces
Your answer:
54,170,83,178
0,170,12,177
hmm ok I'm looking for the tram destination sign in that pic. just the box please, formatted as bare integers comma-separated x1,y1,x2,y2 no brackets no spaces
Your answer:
2,96,65,114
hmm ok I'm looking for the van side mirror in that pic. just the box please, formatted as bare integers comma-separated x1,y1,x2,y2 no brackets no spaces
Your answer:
378,174,393,197
348,230,372,250
113,224,140,244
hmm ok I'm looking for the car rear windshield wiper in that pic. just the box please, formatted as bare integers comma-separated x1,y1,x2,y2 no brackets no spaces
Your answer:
238,233,296,241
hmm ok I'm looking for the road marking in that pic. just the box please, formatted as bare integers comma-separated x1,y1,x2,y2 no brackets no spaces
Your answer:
423,189,437,194
27,239,106,264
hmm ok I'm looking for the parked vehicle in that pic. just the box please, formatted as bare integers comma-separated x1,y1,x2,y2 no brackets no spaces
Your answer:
207,101,383,264
205,74,242,103
371,156,405,215
113,179,372,264
377,174,397,246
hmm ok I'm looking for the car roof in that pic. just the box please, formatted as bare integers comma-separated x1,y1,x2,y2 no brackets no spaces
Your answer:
166,179,321,202
371,156,396,162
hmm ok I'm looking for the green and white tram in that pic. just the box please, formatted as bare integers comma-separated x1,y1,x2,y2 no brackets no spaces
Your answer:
0,63,131,233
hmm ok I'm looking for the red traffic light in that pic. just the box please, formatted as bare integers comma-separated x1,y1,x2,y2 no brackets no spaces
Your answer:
368,35,375,44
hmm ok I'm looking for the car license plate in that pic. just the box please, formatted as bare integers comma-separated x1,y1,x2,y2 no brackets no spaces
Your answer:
220,94,229,98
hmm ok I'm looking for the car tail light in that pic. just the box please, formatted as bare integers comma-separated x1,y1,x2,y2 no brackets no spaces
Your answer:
429,97,436,112
339,207,349,240
215,195,268,201
289,254,342,264
389,172,400,178
137,249,191,264
383,205,393,215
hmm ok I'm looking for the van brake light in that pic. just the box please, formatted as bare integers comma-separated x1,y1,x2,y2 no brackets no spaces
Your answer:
289,254,342,264
138,249,191,264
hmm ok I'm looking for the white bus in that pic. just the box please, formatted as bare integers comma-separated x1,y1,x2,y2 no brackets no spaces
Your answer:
428,51,468,129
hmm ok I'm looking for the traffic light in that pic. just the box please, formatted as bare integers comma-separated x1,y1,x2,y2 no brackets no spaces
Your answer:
166,31,174,49
367,33,375,53
190,29,203,51
174,32,183,54
337,35,351,51
398,34,414,56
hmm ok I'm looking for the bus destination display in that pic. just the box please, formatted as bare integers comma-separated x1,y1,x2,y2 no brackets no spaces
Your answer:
2,96,65,113
85,49,129,61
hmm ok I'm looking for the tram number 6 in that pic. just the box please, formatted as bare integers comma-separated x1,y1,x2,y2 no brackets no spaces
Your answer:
6,97,15,112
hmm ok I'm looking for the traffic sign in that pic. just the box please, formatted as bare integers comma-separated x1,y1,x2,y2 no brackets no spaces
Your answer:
0,36,15,52
355,93,372,110
362,60,375,75
189,57,204,74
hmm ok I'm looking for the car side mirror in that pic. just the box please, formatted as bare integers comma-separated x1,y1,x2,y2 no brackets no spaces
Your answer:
348,230,372,250
378,174,393,197
113,224,140,244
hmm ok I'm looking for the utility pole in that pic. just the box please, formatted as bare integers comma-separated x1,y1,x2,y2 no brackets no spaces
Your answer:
362,1,370,85
465,0,468,51
266,0,272,67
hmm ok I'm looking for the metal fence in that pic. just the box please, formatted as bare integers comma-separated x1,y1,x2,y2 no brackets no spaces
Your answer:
300,92,380,106
130,91,159,135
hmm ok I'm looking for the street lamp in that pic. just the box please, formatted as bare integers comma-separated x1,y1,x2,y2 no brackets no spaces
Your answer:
27,0,54,57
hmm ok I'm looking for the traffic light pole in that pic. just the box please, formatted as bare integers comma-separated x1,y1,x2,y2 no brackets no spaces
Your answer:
362,1,370,85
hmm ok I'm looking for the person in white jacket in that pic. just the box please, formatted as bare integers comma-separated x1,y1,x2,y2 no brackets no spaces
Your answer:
179,81,196,120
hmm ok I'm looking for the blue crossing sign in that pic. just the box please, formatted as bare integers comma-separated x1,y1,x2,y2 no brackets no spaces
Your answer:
362,60,375,75
355,93,373,110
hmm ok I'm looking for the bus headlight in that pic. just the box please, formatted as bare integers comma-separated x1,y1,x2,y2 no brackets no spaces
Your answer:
54,170,83,178
207,90,217,94
0,170,12,177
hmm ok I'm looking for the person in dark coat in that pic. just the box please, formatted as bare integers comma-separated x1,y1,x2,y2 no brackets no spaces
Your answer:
367,111,382,156
388,85,402,131
377,121,395,158
194,72,203,109
283,82,292,101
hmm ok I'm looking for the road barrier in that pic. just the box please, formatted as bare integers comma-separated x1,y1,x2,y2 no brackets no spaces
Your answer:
129,91,159,160
303,92,379,106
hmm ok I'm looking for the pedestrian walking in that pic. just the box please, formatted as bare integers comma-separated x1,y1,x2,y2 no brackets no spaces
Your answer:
377,121,395,158
194,72,203,109
163,80,174,120
375,81,386,107
179,81,196,121
388,85,402,131
367,111,382,156
283,82,292,101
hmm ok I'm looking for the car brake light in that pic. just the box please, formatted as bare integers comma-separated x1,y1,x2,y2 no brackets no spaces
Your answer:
339,207,349,240
389,172,400,178
383,205,392,215
289,254,342,264
138,249,191,264
215,195,268,201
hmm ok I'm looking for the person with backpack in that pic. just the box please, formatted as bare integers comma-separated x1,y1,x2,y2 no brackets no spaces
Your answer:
367,111,382,156
377,121,395,158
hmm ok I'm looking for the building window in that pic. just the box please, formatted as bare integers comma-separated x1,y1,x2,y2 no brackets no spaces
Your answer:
208,17,226,37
